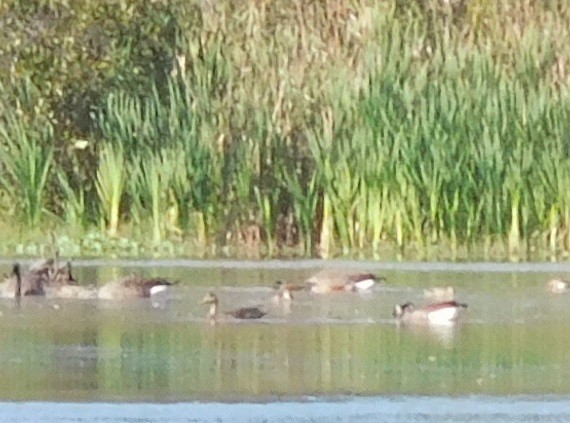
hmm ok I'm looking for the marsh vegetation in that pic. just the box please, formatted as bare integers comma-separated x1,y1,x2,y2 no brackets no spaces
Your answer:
0,1,568,259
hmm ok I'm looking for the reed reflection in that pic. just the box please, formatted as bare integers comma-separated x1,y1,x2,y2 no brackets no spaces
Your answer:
0,264,568,401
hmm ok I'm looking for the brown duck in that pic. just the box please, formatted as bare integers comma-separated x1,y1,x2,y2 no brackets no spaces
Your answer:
200,292,267,323
306,269,384,293
0,263,45,298
98,275,176,300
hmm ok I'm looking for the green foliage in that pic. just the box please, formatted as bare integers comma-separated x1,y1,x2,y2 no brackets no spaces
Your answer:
0,79,54,226
95,143,126,237
0,0,569,258
130,152,176,245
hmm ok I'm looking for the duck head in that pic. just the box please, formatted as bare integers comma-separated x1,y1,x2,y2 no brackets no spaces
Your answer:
200,292,219,322
273,280,293,301
12,263,21,300
200,292,218,305
393,302,415,318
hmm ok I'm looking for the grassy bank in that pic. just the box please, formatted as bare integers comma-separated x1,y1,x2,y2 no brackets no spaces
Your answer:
0,1,569,260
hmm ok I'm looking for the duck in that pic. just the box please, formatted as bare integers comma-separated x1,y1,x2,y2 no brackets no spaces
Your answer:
423,286,455,301
28,257,56,275
272,280,298,302
305,269,384,293
393,301,468,326
13,263,22,301
97,275,176,300
547,277,569,294
200,292,267,324
0,262,45,298
48,261,77,286
33,260,97,299
272,280,294,313
273,280,306,293
28,250,63,280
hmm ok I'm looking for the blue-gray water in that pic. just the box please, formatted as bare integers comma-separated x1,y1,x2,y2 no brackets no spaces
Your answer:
2,397,570,422
2,260,570,421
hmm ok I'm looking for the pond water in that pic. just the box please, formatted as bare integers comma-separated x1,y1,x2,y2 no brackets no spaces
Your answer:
1,259,570,420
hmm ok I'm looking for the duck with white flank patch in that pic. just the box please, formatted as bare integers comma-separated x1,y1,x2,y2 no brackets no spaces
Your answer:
393,301,468,326
547,278,569,294
97,276,176,300
305,269,384,294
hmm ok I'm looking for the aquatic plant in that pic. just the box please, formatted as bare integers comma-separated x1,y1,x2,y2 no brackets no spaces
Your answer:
95,143,126,237
0,0,567,259
0,79,54,226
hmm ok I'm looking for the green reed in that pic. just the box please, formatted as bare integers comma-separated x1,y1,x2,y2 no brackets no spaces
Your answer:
0,79,54,227
130,152,176,245
57,170,88,229
0,0,568,258
95,143,126,237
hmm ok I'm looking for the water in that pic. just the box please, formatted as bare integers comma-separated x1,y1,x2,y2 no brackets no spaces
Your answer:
1,396,570,422
1,260,570,420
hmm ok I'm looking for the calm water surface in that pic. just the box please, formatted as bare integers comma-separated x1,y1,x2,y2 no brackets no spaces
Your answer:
1,260,570,420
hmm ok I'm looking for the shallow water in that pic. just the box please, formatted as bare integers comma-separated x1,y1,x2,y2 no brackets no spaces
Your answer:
1,260,570,418
2,396,570,422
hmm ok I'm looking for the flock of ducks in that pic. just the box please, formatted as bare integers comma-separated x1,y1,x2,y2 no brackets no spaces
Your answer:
4,254,570,327
2,256,175,302
200,269,471,327
201,272,570,327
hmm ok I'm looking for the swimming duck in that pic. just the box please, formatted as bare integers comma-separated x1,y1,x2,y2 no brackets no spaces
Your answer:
97,276,176,300
547,277,569,294
273,280,306,293
0,262,45,298
272,280,295,302
272,280,294,314
28,250,63,280
393,301,468,326
28,257,56,275
423,286,455,301
49,262,77,286
37,260,98,299
200,292,267,323
306,269,384,293
13,263,22,301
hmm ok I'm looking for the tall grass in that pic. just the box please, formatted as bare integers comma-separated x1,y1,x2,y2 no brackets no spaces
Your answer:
0,79,54,226
130,152,176,245
95,143,126,237
0,1,569,259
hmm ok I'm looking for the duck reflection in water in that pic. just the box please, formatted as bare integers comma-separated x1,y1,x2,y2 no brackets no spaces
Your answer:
397,320,461,349
393,301,468,348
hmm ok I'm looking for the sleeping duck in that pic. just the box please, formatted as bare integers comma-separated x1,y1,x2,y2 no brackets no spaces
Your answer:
97,275,176,300
306,269,384,293
393,301,468,326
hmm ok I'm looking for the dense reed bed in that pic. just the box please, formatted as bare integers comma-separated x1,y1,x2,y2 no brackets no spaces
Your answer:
0,0,568,259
